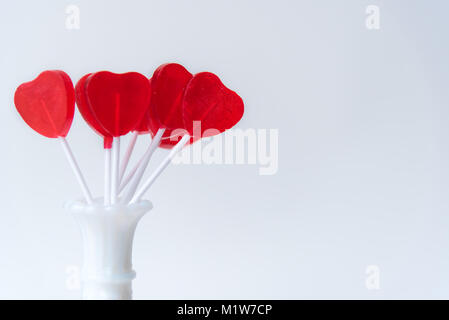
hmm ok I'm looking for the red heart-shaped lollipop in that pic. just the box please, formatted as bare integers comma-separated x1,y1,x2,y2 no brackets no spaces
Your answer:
85,71,151,137
183,72,244,138
14,70,75,138
148,63,193,148
150,63,192,129
75,73,113,148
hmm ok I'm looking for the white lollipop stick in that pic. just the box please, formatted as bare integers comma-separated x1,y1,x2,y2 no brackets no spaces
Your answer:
119,134,156,192
111,137,120,204
104,148,111,205
59,137,93,204
119,153,144,193
119,131,138,184
131,134,190,203
120,128,165,204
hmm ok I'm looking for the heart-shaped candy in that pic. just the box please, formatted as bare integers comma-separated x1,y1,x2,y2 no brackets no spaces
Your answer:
148,64,193,148
14,70,75,138
85,71,151,137
150,63,192,129
75,73,113,148
183,72,244,138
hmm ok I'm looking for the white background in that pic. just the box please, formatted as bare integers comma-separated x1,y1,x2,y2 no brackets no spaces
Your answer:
1,0,449,299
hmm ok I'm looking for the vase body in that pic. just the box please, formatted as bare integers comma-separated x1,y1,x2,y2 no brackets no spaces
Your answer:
65,198,152,300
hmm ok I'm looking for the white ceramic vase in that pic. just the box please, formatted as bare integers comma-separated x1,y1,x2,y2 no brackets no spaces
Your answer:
65,198,152,300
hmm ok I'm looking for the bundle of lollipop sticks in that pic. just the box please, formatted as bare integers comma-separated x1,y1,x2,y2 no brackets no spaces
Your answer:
14,63,244,205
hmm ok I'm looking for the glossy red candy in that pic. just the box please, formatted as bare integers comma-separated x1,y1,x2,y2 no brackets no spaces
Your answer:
75,73,113,148
135,109,151,134
14,70,75,138
150,63,192,129
183,72,244,138
148,64,193,148
85,71,151,137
